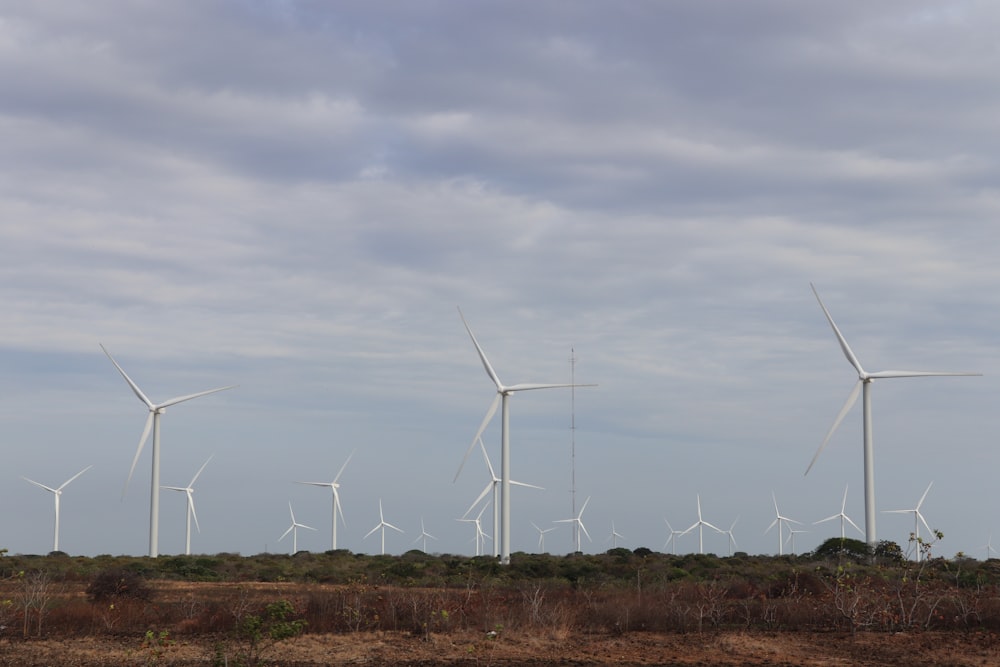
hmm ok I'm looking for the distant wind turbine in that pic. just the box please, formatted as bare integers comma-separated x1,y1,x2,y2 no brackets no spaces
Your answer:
785,528,809,556
412,517,438,553
462,437,543,558
278,502,316,554
22,465,92,553
723,517,739,557
364,499,403,555
805,284,980,547
455,308,594,564
681,495,722,555
814,484,863,540
765,492,801,556
883,482,934,562
981,536,998,561
663,518,684,555
162,455,212,555
296,450,354,551
606,521,626,549
555,496,592,553
101,344,235,557
458,504,491,556
531,521,556,553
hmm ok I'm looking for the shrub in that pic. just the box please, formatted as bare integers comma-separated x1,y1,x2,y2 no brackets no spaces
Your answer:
86,568,153,603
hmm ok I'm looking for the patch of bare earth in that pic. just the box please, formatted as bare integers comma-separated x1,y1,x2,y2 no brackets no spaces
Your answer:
1,630,999,666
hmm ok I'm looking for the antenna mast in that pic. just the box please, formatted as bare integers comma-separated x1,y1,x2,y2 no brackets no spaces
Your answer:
570,347,577,551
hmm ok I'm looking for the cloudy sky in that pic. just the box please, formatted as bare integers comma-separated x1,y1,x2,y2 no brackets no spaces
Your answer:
2,1,999,560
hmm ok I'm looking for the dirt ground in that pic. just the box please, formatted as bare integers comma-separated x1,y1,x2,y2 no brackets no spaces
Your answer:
1,629,999,666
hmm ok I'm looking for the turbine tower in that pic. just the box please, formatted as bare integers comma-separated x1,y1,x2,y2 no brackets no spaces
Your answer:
805,284,979,547
162,455,212,555
296,450,354,551
22,465,92,553
455,308,594,565
102,345,235,557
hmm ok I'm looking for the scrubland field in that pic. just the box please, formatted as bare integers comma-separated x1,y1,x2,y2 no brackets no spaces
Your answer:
1,544,1000,665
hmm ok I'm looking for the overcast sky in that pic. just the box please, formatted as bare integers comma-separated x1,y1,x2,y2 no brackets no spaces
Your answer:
2,1,999,560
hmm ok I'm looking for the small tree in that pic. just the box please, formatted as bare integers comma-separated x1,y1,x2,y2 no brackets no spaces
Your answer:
813,537,870,562
235,599,307,667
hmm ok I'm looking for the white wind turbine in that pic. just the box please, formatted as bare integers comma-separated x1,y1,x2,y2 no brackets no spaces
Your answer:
785,528,809,556
981,536,998,561
296,450,354,551
101,345,235,557
455,308,594,565
161,455,212,555
278,502,316,554
663,518,684,555
364,499,403,556
531,521,556,553
805,284,980,547
458,504,491,556
22,465,92,553
606,521,626,549
883,482,934,562
412,517,438,553
555,496,592,553
765,492,801,556
723,517,739,557
814,484,863,540
681,495,722,555
462,437,543,558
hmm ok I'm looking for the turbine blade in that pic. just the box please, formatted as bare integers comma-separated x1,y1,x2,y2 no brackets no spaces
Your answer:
279,525,294,541
457,307,503,390
917,482,933,509
478,437,496,480
579,520,591,542
190,455,213,486
189,491,201,533
333,488,346,526
507,382,597,392
454,395,500,482
464,483,493,518
385,522,404,534
814,514,839,525
845,515,863,534
159,385,236,409
917,511,933,537
22,477,56,493
333,449,355,483
811,284,865,376
101,344,155,409
363,525,380,540
58,465,93,491
510,480,544,491
867,370,981,379
805,380,862,475
579,496,591,518
124,412,154,497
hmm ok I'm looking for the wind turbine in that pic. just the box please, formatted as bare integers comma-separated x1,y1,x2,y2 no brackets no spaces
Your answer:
981,536,998,561
412,517,438,553
101,344,235,557
455,308,594,565
785,528,809,556
458,504,491,556
663,518,684,555
681,495,722,555
765,492,801,556
364,499,403,555
814,484,863,540
555,495,591,553
296,450,354,551
161,455,212,555
723,517,739,557
278,502,316,554
462,437,543,558
22,465,92,553
805,284,980,547
883,482,934,562
531,521,556,553
606,521,626,549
